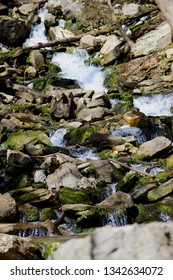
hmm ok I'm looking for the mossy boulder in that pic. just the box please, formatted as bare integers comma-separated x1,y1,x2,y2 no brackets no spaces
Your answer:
135,204,159,224
40,208,57,222
165,155,173,171
116,173,140,193
147,178,173,202
1,130,52,150
26,206,39,222
58,183,106,205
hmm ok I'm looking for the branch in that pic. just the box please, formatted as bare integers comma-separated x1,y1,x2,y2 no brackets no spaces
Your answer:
110,159,154,178
107,0,134,48
24,27,115,50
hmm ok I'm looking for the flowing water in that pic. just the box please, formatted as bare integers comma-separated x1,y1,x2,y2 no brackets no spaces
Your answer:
23,8,48,47
51,48,107,91
133,92,173,117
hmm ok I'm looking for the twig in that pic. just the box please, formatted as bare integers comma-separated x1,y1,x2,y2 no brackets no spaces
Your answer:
110,158,154,178
107,0,134,48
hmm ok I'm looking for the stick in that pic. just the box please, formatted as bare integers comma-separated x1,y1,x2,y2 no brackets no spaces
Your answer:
110,159,154,178
107,0,134,47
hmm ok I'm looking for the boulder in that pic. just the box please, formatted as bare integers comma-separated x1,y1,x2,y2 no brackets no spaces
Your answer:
0,193,16,221
7,149,31,167
100,35,121,55
135,136,172,160
98,191,133,208
0,16,28,46
0,233,42,259
80,35,97,49
132,22,172,57
49,26,75,41
28,50,45,70
147,178,173,202
46,162,82,191
48,221,173,259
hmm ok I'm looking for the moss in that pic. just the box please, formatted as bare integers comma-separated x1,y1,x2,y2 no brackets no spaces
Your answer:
155,171,173,184
103,63,127,88
64,122,101,145
10,104,36,111
135,204,159,223
1,130,51,150
165,155,173,171
116,173,140,193
40,208,57,222
26,207,39,222
44,243,59,260
18,192,39,203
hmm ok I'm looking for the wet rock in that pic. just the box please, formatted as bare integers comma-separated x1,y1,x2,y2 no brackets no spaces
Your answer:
49,26,75,41
147,178,173,202
132,22,172,57
48,221,173,259
0,16,28,46
7,149,31,167
0,193,16,221
0,233,43,259
98,191,133,208
135,136,172,160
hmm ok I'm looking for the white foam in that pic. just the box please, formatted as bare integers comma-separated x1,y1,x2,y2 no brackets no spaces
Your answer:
23,9,48,47
133,93,173,116
50,128,67,146
51,48,107,91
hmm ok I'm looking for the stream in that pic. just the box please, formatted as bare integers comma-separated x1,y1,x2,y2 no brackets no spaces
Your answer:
7,8,173,237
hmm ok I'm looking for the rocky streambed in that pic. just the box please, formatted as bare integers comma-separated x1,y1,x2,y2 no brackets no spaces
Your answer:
1,0,173,260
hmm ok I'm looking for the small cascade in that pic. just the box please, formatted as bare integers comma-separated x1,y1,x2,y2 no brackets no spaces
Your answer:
51,48,107,91
133,92,173,117
69,146,99,161
105,183,117,196
23,8,48,47
103,209,127,227
49,128,67,147
112,125,147,143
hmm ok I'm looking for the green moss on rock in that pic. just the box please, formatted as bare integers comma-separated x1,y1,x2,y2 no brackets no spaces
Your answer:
40,208,57,222
26,207,39,222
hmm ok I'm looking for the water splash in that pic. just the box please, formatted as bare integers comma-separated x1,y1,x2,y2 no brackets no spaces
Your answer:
112,124,147,143
51,48,107,91
49,128,67,147
70,146,99,161
133,93,173,116
23,9,48,47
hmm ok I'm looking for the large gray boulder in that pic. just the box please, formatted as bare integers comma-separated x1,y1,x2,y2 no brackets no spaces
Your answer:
48,222,173,259
135,136,172,160
132,22,172,57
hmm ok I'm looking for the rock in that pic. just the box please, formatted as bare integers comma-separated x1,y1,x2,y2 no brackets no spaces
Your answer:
7,149,31,167
132,22,172,57
62,203,93,212
135,136,172,160
34,170,46,183
100,35,121,55
0,3,8,15
147,178,173,202
48,221,173,259
98,191,133,208
0,193,16,220
0,233,42,259
49,26,75,41
18,3,37,15
50,94,75,120
46,162,82,191
28,50,45,70
80,35,97,49
18,188,55,204
75,106,109,121
0,16,28,46
131,183,157,202
122,3,139,16
44,13,56,28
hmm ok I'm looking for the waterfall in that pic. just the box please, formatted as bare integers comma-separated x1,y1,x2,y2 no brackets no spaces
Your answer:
51,48,107,92
23,9,48,47
133,93,173,116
